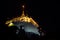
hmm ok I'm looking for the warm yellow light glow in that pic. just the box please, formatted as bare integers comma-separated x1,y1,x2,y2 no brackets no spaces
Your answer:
5,5,39,27
8,23,14,27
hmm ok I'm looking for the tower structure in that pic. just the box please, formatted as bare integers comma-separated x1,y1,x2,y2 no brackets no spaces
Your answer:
5,5,39,27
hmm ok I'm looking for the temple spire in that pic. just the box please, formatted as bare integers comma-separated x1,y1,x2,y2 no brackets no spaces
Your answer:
21,5,25,17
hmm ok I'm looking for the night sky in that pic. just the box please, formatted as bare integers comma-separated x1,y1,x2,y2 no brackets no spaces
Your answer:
0,0,56,40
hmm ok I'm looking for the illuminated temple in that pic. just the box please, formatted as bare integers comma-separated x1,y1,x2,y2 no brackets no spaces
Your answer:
5,5,39,27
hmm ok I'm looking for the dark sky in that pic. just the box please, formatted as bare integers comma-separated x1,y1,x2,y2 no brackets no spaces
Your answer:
0,0,56,40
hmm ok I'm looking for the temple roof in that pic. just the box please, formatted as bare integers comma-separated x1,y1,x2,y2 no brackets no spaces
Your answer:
5,5,39,27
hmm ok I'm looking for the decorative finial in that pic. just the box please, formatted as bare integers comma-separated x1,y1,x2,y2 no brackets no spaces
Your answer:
22,5,24,9
21,5,25,17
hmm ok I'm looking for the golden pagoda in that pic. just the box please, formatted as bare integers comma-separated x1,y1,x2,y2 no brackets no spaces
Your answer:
5,5,39,27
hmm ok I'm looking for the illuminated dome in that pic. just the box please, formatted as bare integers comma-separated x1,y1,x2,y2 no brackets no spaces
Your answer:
5,5,45,39
5,5,39,27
